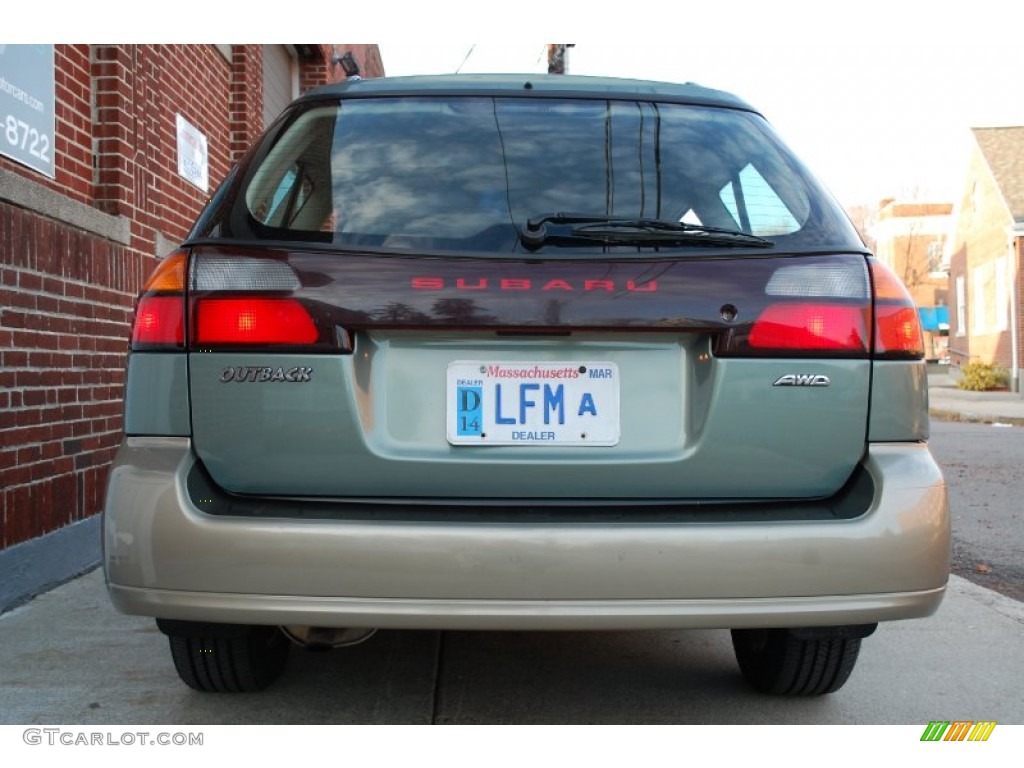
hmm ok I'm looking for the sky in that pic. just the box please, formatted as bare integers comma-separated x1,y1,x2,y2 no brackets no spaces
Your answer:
8,0,1024,210
378,35,1024,209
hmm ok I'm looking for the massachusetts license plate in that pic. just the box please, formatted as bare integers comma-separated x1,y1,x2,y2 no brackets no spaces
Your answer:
446,361,620,446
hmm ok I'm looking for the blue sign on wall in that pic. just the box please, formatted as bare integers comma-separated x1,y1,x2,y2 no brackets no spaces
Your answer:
918,306,950,331
0,45,56,178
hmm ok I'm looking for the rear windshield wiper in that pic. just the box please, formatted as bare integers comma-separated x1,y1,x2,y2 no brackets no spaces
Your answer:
520,213,774,250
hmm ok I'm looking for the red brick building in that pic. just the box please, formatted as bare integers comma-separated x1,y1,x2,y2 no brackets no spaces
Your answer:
870,200,953,361
0,44,384,610
948,127,1024,392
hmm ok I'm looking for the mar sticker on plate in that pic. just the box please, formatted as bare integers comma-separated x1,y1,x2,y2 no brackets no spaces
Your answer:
446,361,620,446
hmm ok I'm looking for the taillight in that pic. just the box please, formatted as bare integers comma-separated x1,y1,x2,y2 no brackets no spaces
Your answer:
187,253,335,350
194,298,318,345
716,256,924,360
718,257,872,357
748,304,868,352
133,296,185,345
131,250,187,349
870,258,924,359
132,251,336,351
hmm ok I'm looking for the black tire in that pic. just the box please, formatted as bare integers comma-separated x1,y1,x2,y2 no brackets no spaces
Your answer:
731,628,862,696
167,625,290,693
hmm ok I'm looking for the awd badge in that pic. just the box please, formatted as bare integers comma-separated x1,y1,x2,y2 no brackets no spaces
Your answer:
773,374,830,387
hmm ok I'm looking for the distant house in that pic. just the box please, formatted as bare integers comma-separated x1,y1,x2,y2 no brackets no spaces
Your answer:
870,199,953,362
948,127,1024,393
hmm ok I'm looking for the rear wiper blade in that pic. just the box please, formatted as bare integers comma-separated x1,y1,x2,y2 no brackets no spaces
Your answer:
572,221,775,249
519,213,774,250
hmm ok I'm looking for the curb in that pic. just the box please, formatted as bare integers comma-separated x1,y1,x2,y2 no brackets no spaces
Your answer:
929,408,1024,427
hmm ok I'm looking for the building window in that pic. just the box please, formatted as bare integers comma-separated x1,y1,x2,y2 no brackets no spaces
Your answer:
971,258,1008,335
956,276,966,337
972,266,986,334
995,256,1008,332
927,240,947,275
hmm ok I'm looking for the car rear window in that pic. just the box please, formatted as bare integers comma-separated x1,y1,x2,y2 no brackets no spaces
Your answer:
218,96,860,253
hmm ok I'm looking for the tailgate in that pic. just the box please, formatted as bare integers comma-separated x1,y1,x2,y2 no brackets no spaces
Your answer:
187,248,871,500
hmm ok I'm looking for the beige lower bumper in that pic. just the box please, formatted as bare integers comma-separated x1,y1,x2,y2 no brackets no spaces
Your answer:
104,438,950,630
108,583,946,631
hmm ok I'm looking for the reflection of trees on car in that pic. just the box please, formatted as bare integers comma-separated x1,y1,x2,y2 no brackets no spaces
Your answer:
431,298,497,325
374,302,430,324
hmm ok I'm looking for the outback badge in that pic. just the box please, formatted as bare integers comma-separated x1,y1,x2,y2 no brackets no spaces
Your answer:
219,366,313,383
773,374,830,387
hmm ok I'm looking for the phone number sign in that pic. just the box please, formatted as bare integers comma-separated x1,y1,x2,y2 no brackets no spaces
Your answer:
0,45,55,178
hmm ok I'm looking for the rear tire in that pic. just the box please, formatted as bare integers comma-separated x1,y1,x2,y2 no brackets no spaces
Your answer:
731,628,863,695
166,625,290,693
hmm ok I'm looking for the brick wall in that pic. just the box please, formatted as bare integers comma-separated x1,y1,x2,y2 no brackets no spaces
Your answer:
229,46,263,162
1,44,379,553
53,45,94,205
299,45,386,96
0,202,140,546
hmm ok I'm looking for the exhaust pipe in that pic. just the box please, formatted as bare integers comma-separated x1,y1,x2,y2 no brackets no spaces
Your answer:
281,626,377,651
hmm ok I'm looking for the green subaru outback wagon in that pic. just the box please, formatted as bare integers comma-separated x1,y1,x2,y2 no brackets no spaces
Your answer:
104,74,950,695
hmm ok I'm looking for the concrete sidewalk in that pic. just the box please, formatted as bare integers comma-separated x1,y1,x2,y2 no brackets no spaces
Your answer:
1,568,1022,724
928,373,1024,426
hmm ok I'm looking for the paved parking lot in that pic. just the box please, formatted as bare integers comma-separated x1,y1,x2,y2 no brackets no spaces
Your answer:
1,568,1022,725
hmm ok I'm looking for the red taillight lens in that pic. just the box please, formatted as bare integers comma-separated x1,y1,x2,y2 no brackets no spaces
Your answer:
132,296,185,346
131,251,187,349
194,298,319,345
749,303,869,353
869,259,924,359
875,305,923,355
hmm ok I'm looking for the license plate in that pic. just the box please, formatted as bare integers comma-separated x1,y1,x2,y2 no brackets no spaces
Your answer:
446,361,620,446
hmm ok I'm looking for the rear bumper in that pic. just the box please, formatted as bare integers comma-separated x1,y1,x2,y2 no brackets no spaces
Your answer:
103,438,950,630
107,585,945,631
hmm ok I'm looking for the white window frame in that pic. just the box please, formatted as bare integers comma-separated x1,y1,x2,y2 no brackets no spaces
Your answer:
972,267,985,334
995,256,1008,332
955,275,966,337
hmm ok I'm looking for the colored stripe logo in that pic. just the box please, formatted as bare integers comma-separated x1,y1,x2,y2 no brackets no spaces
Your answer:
920,721,997,741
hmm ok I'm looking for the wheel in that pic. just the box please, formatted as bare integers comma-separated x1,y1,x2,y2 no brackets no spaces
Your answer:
165,624,290,693
731,628,864,695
